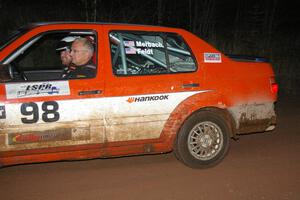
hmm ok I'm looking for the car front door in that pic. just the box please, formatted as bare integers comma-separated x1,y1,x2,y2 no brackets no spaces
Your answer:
0,25,106,154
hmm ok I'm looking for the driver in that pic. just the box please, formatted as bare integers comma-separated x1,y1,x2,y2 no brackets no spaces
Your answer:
66,37,96,79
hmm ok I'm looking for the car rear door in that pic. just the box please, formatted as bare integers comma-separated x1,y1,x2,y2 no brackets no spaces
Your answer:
101,26,204,144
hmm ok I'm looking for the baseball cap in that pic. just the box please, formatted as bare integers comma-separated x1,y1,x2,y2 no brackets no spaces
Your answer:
56,36,79,52
85,36,95,44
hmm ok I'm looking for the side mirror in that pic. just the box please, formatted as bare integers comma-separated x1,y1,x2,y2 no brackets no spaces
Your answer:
0,64,14,82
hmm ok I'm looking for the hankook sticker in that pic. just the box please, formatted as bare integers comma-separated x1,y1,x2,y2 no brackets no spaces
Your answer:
127,95,169,103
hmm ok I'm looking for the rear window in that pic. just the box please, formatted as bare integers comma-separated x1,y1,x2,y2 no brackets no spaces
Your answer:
109,31,197,76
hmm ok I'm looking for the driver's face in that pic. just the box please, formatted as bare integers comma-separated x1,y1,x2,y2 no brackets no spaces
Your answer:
60,50,72,66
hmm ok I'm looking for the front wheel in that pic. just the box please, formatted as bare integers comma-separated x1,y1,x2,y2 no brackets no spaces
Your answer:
174,110,230,168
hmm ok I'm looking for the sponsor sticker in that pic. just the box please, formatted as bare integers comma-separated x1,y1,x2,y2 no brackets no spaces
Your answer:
8,129,72,145
123,40,164,48
127,95,169,103
5,81,70,99
124,40,164,55
125,47,154,55
135,41,164,48
204,53,222,63
0,105,6,119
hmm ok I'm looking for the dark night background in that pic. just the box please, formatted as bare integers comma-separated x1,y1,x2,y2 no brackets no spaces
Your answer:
0,0,299,95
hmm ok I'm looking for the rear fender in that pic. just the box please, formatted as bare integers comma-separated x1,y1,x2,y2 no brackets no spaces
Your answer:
159,91,236,149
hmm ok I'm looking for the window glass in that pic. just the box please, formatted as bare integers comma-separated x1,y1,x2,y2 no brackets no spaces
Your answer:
110,32,168,75
14,34,62,71
110,31,196,76
0,26,33,51
8,31,97,82
166,34,197,72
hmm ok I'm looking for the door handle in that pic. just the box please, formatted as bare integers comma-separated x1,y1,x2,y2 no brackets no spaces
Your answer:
182,83,200,88
78,90,102,95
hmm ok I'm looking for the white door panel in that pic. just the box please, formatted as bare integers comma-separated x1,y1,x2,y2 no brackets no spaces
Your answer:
0,91,205,151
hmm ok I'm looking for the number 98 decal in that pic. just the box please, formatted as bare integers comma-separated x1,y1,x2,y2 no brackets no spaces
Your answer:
21,101,60,124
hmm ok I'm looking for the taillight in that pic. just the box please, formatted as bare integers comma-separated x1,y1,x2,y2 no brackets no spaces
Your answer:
270,77,278,94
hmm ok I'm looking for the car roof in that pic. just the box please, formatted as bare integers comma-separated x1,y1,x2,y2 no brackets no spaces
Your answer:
28,21,171,29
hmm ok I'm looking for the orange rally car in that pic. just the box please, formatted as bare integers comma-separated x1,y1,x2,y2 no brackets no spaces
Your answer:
0,22,278,168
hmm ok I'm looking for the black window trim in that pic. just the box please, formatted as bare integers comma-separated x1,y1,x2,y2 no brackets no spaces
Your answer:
109,30,198,77
4,29,98,82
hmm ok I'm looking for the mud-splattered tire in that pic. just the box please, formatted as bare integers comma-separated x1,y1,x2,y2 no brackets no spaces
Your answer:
174,110,230,168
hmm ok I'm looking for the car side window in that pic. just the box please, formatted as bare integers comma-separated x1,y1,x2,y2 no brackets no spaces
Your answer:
109,31,196,76
7,31,97,82
166,35,197,72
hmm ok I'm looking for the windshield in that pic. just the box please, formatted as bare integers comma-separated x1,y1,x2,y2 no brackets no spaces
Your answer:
0,25,34,51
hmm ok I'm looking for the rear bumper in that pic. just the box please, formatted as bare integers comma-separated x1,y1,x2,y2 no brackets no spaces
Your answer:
228,102,276,135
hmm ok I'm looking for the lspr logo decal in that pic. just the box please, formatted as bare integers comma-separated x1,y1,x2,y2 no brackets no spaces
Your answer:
5,81,70,99
127,95,169,103
17,83,59,97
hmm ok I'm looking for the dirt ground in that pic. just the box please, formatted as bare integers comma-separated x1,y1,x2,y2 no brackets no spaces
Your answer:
0,95,299,200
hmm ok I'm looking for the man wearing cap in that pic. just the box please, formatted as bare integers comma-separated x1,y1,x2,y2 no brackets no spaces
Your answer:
67,37,96,79
56,36,78,78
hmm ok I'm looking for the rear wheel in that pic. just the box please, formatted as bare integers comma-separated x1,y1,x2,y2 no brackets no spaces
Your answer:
174,110,230,168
